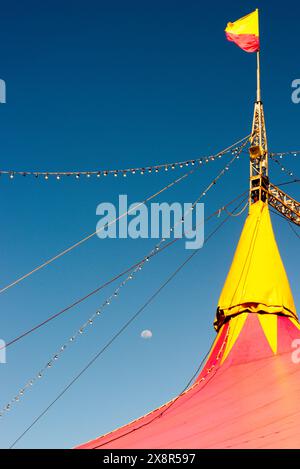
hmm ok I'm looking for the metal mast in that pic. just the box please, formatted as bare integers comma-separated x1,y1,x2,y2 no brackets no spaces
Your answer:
249,25,269,205
248,31,300,225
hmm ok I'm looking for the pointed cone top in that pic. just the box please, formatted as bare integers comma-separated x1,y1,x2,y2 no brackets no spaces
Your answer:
215,200,297,330
76,202,300,450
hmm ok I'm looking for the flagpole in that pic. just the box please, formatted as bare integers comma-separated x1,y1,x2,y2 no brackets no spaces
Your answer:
256,50,261,102
256,8,261,102
249,8,268,205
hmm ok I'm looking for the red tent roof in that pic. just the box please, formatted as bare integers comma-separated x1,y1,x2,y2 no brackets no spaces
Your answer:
76,202,300,449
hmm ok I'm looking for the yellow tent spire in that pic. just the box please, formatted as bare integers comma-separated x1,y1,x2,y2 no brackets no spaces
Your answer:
214,200,297,331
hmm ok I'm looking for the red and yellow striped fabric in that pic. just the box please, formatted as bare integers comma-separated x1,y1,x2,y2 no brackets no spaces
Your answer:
225,10,260,53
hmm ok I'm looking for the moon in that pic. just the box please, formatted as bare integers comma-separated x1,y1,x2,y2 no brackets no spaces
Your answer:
140,329,153,339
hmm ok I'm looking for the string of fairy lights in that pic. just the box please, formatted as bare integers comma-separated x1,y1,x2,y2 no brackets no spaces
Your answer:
0,141,247,418
1,146,297,183
0,141,250,182
3,139,297,421
269,151,300,158
270,153,299,179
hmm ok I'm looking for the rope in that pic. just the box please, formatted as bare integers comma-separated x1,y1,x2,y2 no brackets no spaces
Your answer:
289,222,300,240
93,207,242,449
270,151,300,158
224,200,248,217
0,151,246,416
8,196,244,449
276,179,300,187
0,135,250,180
0,191,248,353
270,155,299,181
0,168,195,295
0,138,248,295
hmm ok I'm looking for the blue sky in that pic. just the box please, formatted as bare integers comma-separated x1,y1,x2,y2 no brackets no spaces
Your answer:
0,0,299,448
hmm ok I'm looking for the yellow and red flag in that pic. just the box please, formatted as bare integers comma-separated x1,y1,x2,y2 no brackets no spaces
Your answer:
225,10,259,53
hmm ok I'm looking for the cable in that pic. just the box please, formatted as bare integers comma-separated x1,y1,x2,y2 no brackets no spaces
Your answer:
94,346,215,449
1,150,247,416
224,200,248,217
289,222,300,240
269,207,291,223
0,138,249,296
270,207,300,241
1,190,248,354
8,197,245,449
94,208,240,449
270,155,299,181
1,136,248,355
0,167,195,295
270,151,300,158
0,135,250,181
276,179,300,187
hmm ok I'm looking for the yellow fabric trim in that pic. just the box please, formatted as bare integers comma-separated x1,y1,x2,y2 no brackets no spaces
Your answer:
220,304,296,318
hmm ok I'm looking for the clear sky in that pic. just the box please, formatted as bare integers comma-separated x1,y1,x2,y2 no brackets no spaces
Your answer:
0,0,299,449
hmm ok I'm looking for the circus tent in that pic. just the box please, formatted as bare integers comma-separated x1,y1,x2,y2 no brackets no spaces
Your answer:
76,201,300,449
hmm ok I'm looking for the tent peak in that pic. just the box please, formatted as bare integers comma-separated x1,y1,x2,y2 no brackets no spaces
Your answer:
215,201,297,331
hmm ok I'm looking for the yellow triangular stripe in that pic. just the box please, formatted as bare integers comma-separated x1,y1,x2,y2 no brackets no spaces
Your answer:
289,317,300,331
258,314,278,354
216,201,297,328
221,313,248,364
